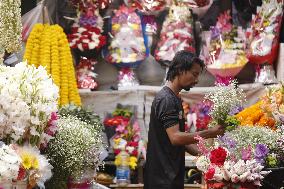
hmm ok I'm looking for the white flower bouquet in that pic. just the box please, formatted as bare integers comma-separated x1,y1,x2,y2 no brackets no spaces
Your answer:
0,62,59,147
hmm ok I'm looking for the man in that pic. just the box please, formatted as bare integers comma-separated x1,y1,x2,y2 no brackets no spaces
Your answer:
144,51,224,189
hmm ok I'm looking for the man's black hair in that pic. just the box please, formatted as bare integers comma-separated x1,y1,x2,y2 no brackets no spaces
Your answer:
166,50,205,81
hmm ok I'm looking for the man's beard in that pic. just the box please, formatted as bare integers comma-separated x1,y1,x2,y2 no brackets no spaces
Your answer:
183,86,192,91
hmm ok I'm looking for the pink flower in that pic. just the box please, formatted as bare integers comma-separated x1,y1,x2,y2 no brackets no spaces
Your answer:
216,10,232,33
116,124,126,133
194,135,209,155
241,146,252,161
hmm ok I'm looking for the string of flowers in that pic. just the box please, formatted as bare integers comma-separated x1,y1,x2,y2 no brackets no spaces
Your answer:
24,24,81,106
0,0,22,61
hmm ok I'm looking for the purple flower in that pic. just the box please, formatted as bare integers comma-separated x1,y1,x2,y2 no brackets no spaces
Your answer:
218,133,237,149
254,144,269,163
241,146,252,161
210,26,221,40
229,105,244,115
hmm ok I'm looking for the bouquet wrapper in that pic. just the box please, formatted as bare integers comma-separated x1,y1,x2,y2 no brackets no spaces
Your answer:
22,1,51,42
125,0,167,15
190,0,213,18
207,66,245,85
118,68,139,88
76,58,98,90
247,1,283,65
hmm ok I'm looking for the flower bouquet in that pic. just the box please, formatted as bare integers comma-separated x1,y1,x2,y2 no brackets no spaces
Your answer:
108,106,145,170
201,11,248,85
113,120,142,170
246,0,283,84
68,9,106,55
46,114,105,189
76,57,99,90
155,4,196,65
261,83,284,125
0,143,52,189
104,5,147,87
195,125,284,188
204,80,245,131
0,62,59,147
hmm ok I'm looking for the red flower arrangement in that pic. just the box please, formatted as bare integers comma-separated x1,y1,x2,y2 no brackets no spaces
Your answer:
209,147,227,166
68,24,106,51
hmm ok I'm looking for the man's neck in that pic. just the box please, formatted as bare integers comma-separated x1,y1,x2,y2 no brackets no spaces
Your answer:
165,81,180,96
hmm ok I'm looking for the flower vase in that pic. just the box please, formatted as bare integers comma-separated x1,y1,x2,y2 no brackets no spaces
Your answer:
68,180,92,189
12,181,27,189
0,181,12,189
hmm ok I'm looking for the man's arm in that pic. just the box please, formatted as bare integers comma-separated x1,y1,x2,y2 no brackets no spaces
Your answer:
166,124,224,146
185,144,200,156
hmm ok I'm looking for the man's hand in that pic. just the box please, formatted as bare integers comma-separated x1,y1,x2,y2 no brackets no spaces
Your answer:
208,125,225,138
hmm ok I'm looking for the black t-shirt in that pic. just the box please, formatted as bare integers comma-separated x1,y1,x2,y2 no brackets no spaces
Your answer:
144,86,185,189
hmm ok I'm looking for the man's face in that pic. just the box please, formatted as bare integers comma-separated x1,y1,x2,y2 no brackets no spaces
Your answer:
179,63,202,91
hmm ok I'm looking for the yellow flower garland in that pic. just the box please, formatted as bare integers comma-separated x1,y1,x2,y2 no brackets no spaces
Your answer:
24,24,81,106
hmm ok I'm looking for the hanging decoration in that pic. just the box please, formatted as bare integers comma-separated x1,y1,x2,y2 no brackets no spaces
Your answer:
0,0,22,63
104,5,148,87
155,4,196,65
68,9,106,54
246,0,283,84
23,24,81,106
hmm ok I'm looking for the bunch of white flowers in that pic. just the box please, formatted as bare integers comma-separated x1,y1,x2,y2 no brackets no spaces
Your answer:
0,143,21,181
224,159,270,186
0,0,22,60
0,62,59,146
205,80,245,125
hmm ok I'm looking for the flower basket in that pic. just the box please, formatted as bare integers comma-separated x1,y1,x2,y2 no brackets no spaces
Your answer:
67,180,92,189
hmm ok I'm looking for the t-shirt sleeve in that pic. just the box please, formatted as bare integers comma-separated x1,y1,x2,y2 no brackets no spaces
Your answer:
156,97,179,129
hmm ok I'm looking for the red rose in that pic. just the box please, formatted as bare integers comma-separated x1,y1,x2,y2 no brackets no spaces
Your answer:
205,167,215,181
210,147,227,166
114,149,121,155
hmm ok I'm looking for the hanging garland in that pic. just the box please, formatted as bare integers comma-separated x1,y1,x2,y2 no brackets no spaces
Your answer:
0,0,22,61
24,24,81,106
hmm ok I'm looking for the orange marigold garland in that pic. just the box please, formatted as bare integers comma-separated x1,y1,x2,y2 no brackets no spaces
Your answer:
24,24,81,106
235,101,276,130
